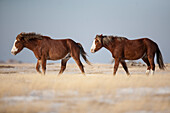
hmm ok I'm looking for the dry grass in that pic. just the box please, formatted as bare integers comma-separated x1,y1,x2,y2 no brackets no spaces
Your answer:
0,63,170,113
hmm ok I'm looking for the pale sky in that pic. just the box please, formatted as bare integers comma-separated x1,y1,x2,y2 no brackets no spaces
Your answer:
0,0,170,63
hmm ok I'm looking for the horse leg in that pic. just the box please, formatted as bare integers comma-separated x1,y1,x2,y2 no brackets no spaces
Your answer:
113,58,120,75
120,60,130,76
71,50,85,74
41,57,47,75
75,59,85,74
36,60,41,74
142,57,151,75
58,57,70,75
72,55,85,74
148,55,155,75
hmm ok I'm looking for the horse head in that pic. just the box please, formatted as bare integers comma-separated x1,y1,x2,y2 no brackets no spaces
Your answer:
11,33,25,55
90,34,103,53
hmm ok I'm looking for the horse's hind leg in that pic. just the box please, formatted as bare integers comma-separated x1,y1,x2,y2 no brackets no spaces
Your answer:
36,60,41,74
148,55,155,75
70,49,85,74
142,57,151,75
58,55,71,75
74,59,85,74
120,60,130,76
72,56,85,74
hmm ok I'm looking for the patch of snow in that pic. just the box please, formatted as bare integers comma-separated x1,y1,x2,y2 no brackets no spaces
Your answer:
125,110,154,113
155,87,170,95
126,110,170,113
1,96,40,102
30,90,55,100
116,87,170,101
116,87,170,96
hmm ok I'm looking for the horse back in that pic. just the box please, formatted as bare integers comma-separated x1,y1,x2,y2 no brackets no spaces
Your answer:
125,38,157,48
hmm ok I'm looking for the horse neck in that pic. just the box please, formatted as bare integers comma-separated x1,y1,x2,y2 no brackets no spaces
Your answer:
103,37,115,52
24,40,38,51
103,44,113,53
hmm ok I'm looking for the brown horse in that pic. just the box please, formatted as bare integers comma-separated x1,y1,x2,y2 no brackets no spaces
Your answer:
91,34,165,75
11,32,91,75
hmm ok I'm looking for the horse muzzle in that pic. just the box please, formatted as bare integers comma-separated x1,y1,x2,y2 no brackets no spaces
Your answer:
11,51,17,55
90,49,96,53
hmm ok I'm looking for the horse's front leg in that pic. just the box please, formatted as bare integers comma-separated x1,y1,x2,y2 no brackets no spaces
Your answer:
113,58,120,75
36,60,41,74
120,60,130,76
41,57,47,75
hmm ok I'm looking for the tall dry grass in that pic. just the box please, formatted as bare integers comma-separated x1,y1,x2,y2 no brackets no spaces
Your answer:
0,73,170,97
0,63,170,113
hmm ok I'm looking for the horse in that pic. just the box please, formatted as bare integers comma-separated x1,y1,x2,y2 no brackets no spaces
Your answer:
90,34,165,75
11,32,91,75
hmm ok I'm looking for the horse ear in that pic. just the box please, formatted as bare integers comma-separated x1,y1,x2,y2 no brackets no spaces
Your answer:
100,34,103,38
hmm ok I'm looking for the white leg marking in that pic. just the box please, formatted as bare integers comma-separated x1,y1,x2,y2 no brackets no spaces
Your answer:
11,40,18,55
146,70,150,75
150,70,154,75
90,40,96,53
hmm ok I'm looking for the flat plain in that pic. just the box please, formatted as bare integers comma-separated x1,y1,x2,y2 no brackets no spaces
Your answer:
0,63,170,113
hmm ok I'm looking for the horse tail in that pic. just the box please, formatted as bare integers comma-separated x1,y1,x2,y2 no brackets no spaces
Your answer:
77,43,91,65
156,46,165,70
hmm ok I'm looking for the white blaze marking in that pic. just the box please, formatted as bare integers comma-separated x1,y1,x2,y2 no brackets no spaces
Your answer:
11,40,18,55
90,40,96,53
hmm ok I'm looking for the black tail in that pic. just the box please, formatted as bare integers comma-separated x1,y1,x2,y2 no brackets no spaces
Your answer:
77,43,91,65
156,46,165,70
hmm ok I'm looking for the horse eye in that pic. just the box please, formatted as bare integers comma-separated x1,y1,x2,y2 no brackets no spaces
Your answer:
96,40,99,43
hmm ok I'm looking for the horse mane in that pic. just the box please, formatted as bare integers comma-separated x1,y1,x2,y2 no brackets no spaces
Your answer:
102,36,113,45
114,36,127,41
102,35,127,45
17,32,48,41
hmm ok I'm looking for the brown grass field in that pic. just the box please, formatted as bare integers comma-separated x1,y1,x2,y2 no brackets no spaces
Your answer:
0,63,170,113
